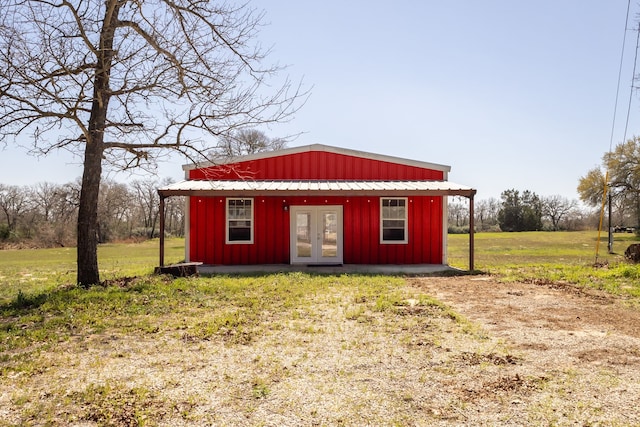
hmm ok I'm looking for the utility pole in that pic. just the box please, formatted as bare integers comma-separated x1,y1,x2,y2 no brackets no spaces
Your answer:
608,188,613,254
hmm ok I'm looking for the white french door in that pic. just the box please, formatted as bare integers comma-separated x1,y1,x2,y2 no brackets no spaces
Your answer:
290,206,343,264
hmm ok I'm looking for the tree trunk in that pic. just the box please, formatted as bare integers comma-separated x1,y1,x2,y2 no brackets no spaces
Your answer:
635,192,640,230
76,0,120,286
77,141,103,286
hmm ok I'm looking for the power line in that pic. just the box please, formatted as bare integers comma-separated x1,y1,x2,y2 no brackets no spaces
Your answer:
622,21,640,146
597,0,634,263
608,0,632,154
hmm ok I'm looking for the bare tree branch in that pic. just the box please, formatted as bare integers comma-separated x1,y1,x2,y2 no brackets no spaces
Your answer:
1,0,308,285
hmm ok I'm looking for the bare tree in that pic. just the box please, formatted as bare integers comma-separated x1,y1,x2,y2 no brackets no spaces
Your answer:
448,197,469,229
97,180,131,243
30,182,62,223
475,197,500,231
0,184,30,237
164,195,185,237
0,1,305,285
155,177,185,237
29,182,78,246
542,195,578,231
215,128,288,157
130,179,160,239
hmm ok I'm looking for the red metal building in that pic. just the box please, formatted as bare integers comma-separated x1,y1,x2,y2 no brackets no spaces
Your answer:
158,144,476,268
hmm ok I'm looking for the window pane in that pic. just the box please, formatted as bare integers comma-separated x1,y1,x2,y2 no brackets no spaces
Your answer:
229,227,251,241
382,199,406,216
383,219,405,228
383,228,405,241
230,220,251,228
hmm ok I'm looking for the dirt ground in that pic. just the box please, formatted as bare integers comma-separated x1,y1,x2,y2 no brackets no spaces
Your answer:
411,275,640,425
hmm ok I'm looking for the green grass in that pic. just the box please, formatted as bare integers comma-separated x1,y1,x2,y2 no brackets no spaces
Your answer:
448,230,640,297
0,238,184,306
0,266,414,362
2,231,639,306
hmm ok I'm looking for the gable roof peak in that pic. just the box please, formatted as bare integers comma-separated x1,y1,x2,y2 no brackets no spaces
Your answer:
183,143,451,173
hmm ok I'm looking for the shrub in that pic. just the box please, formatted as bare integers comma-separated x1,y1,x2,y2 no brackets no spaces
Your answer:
448,226,470,234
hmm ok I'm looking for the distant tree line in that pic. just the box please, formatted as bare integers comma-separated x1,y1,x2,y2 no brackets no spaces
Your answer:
0,179,184,248
0,129,286,250
450,136,640,234
448,189,589,233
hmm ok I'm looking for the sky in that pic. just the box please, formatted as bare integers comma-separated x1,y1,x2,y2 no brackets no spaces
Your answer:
2,0,640,201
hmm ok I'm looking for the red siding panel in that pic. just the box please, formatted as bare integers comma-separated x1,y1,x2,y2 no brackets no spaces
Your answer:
189,151,445,181
188,195,444,265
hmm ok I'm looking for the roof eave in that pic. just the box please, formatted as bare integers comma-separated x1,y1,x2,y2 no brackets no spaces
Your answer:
158,188,476,198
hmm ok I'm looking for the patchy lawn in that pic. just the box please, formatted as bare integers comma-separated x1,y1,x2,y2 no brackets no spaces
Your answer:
1,273,639,425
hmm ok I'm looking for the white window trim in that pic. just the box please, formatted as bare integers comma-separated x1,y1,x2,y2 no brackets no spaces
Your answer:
226,198,254,244
380,197,408,244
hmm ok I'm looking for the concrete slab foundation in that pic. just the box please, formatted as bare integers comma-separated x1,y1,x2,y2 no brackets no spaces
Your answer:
196,264,461,275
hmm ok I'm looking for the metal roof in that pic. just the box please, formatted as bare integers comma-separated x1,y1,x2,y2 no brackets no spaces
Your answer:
158,180,476,197
182,144,452,173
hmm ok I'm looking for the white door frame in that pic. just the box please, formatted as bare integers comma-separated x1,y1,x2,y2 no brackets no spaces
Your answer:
290,206,343,264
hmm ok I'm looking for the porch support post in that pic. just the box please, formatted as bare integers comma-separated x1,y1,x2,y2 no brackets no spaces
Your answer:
159,194,166,267
468,192,475,271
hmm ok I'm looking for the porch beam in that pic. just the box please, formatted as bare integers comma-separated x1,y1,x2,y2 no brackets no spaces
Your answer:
159,194,166,267
469,192,475,271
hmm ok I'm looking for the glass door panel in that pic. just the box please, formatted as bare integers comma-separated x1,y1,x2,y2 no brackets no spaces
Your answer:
321,212,338,258
296,212,312,258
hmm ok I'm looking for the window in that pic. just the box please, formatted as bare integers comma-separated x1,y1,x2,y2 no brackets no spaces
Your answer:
380,198,407,244
226,198,253,243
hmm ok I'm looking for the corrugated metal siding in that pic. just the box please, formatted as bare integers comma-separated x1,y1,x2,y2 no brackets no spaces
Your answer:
189,196,291,265
186,149,448,265
189,195,443,265
188,151,444,181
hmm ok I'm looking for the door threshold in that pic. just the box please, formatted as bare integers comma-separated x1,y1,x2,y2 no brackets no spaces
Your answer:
306,263,343,267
